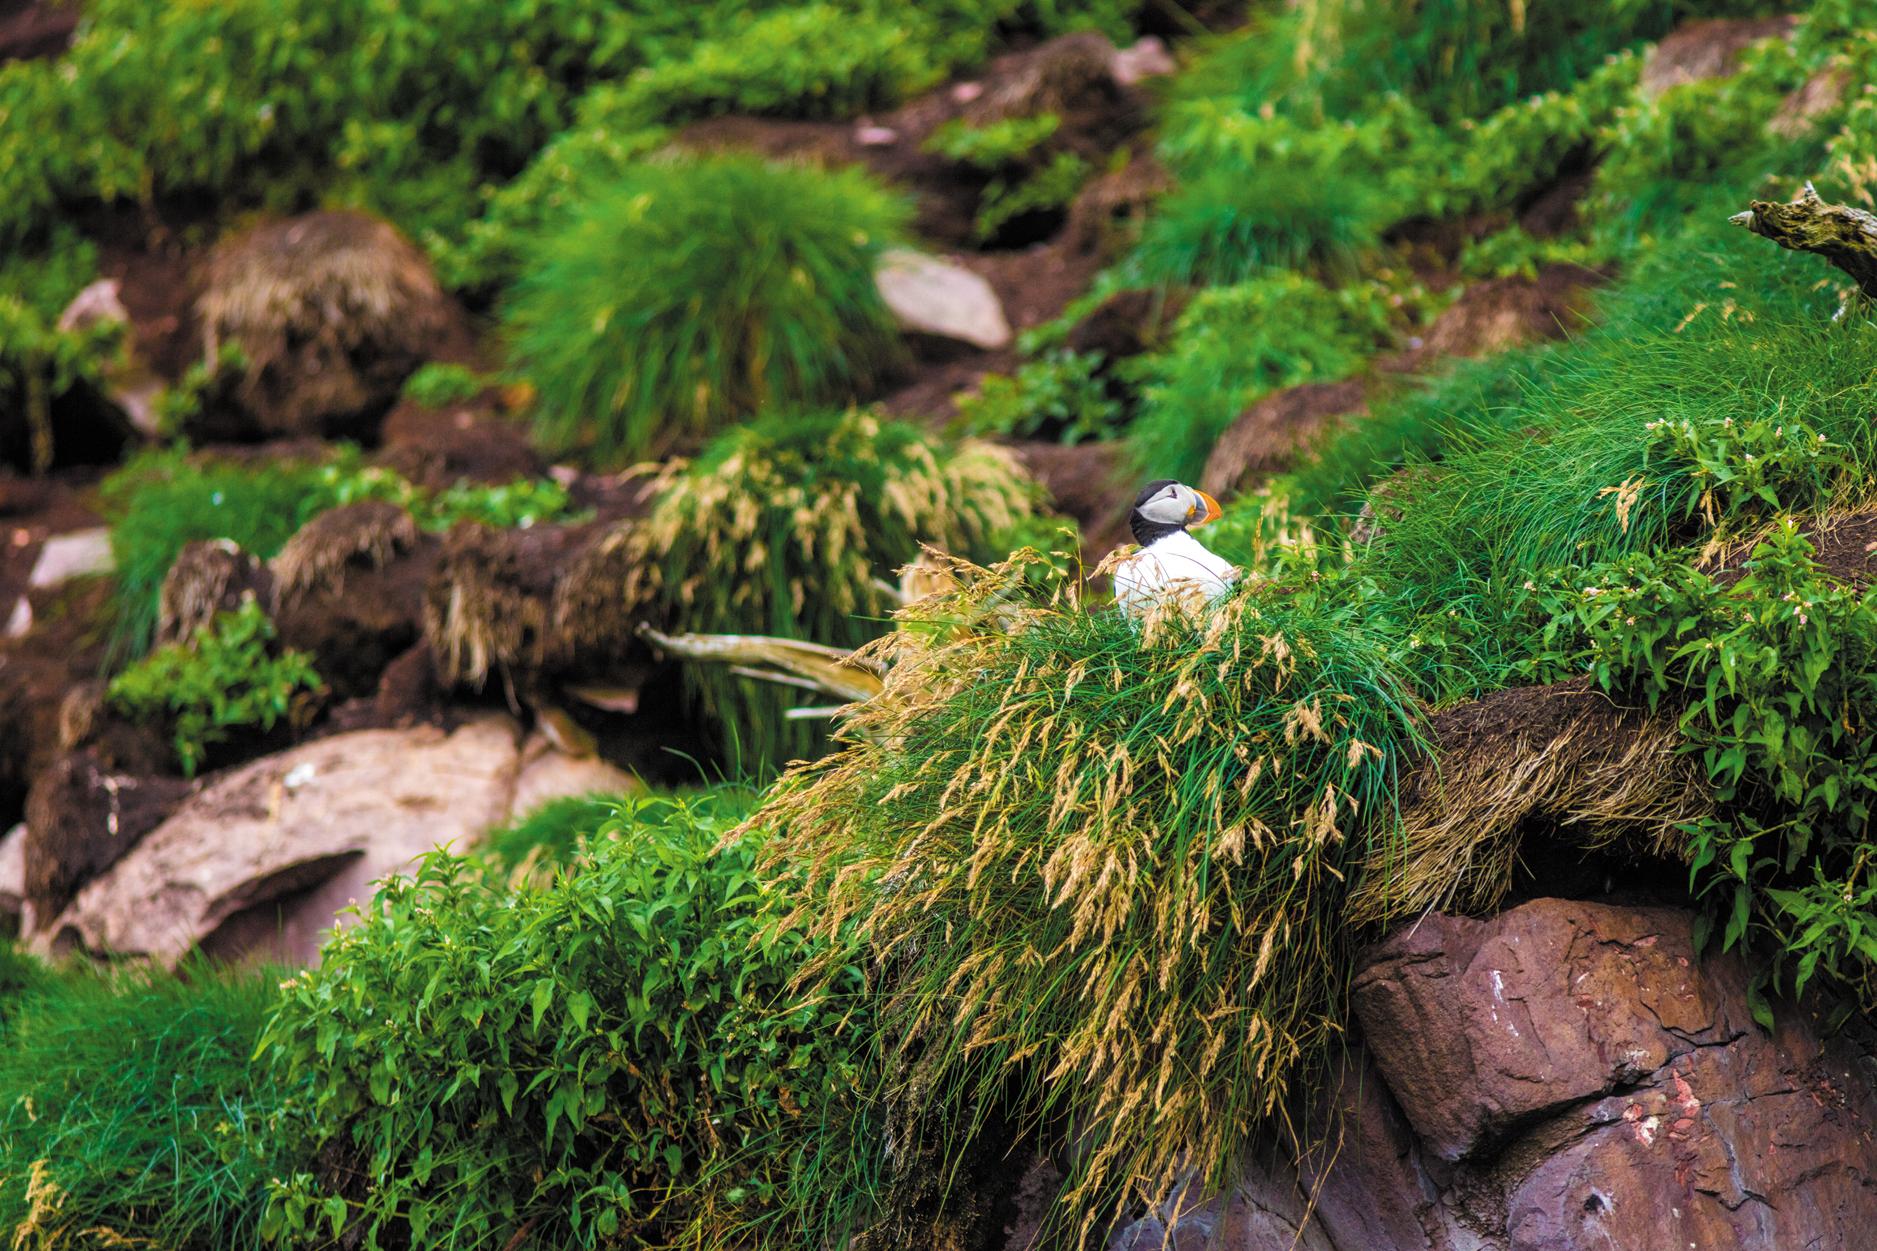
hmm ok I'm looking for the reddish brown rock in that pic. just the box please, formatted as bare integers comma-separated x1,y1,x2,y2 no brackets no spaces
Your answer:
1354,900,1743,1161
1201,380,1369,499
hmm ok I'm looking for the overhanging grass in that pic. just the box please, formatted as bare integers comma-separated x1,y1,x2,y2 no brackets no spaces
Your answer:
750,553,1425,1242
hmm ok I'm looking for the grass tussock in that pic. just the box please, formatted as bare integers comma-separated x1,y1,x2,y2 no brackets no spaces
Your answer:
746,551,1424,1240
622,408,1046,772
503,154,909,465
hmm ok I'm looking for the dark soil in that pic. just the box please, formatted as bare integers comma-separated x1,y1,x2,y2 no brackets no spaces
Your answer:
377,396,546,488
0,0,77,64
1386,263,1606,371
1200,378,1370,498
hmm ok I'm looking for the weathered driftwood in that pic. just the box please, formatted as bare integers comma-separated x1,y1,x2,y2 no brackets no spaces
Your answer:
635,624,885,708
1730,182,1877,301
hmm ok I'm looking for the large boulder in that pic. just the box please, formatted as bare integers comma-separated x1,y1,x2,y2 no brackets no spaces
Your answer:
1354,901,1740,1162
39,716,525,966
1113,898,1877,1251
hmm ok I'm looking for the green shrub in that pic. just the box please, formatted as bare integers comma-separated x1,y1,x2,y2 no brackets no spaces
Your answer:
262,791,881,1251
0,965,285,1251
399,362,487,407
624,408,1044,772
1127,274,1395,485
1535,521,1877,1016
1129,152,1389,288
108,600,324,776
0,297,121,476
504,155,909,464
755,552,1425,1242
955,349,1123,444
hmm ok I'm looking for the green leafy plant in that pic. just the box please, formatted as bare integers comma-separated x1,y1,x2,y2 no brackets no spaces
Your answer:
503,154,909,464
926,113,1062,166
1536,521,1877,1014
1127,274,1395,485
107,599,324,776
0,963,286,1251
261,792,881,1251
399,362,487,408
954,349,1122,444
623,408,1044,772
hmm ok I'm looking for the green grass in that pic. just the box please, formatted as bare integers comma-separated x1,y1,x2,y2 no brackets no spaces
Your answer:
0,962,285,1251
1125,274,1396,485
503,155,910,465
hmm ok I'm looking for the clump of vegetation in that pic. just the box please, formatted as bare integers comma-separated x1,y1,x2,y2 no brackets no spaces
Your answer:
752,552,1424,1240
624,408,1044,771
955,349,1123,444
482,793,623,873
926,113,1092,242
399,361,488,407
1536,520,1877,1018
107,599,324,776
102,447,579,657
0,296,122,475
1127,274,1395,484
262,791,881,1251
503,154,909,464
0,962,286,1251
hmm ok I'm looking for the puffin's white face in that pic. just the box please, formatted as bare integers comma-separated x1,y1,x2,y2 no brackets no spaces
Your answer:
1137,482,1223,528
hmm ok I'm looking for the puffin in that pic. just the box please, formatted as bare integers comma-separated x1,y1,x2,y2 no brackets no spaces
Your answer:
1112,479,1237,617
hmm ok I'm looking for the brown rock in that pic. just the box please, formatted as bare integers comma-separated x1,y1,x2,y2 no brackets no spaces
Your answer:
1354,900,1742,1162
1640,16,1800,99
40,715,524,966
190,211,473,442
1201,380,1369,499
1503,999,1877,1249
376,397,546,491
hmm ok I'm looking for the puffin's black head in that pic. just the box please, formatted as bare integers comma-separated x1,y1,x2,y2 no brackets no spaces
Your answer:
1130,480,1222,545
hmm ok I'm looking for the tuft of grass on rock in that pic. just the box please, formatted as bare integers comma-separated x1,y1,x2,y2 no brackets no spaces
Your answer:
503,154,910,465
750,550,1425,1243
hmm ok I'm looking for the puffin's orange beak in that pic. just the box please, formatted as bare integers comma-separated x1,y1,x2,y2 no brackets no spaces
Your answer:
1191,490,1223,526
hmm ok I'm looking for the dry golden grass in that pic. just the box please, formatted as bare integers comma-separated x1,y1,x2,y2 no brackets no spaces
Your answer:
1349,679,1707,925
741,551,1424,1242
